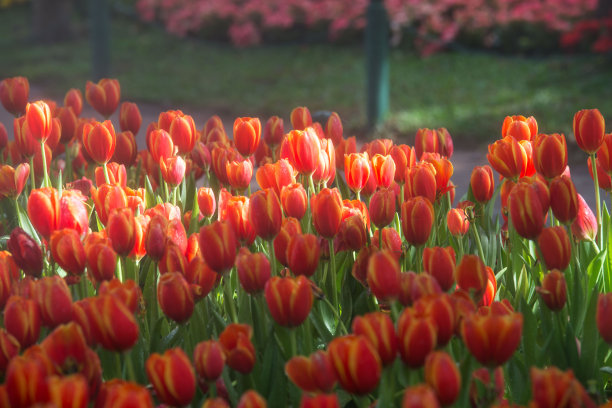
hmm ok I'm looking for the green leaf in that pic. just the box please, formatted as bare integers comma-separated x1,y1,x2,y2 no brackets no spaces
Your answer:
578,287,600,383
144,175,156,209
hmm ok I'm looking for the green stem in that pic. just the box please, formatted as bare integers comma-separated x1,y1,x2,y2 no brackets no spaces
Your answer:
224,274,238,323
40,141,49,188
590,153,602,249
471,221,486,261
124,351,136,381
378,227,383,249
268,239,277,275
356,190,361,202
29,156,35,193
289,328,298,357
103,162,111,184
328,239,338,311
322,296,348,335
116,256,124,281
308,173,316,197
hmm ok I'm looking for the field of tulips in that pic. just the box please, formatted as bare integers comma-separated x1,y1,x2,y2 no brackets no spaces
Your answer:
0,75,611,407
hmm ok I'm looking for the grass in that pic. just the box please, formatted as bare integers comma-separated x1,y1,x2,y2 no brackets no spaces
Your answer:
1,5,611,145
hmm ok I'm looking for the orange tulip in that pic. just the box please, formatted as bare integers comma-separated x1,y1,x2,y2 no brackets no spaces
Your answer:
574,108,605,154
290,106,312,131
344,152,370,194
264,115,284,147
501,115,537,141
119,101,142,135
425,351,461,406
256,158,296,198
159,155,186,187
64,88,83,116
27,186,59,240
4,296,41,348
508,181,546,239
397,307,437,367
352,312,398,366
146,348,196,407
280,128,320,176
0,76,29,116
311,188,343,238
265,275,313,327
405,162,437,203
82,120,116,164
33,276,72,328
198,220,238,273
533,133,568,179
401,196,434,246
248,188,282,240
325,111,343,145
274,217,302,267
281,183,308,220
487,136,527,179
85,78,120,118
168,112,197,155
371,154,396,188
328,335,382,395
219,323,256,374
233,117,261,158
422,246,456,292
5,355,47,407
285,350,337,393
25,100,52,141
236,247,270,294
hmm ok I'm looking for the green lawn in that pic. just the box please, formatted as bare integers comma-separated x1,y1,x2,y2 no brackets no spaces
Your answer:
1,5,611,145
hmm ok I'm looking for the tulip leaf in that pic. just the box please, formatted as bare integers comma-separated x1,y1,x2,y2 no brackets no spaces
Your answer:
518,297,537,366
587,248,606,296
144,175,156,209
309,302,334,343
578,288,600,383
600,366,612,376
506,355,530,404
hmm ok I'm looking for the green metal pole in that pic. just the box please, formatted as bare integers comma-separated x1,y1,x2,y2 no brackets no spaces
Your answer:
365,0,390,130
89,0,110,80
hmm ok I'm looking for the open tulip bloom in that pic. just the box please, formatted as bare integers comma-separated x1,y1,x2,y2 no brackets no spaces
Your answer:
1,76,612,407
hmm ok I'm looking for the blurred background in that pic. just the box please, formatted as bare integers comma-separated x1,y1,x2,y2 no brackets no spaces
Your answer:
0,0,611,146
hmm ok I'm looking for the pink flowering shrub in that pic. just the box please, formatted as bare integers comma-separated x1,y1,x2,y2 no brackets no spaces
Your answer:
137,0,599,53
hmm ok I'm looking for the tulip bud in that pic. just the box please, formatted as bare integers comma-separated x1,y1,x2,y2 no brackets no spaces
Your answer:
63,88,82,116
371,154,396,188
397,307,437,367
462,308,523,366
574,108,605,154
158,272,194,323
236,247,270,294
234,117,261,158
113,130,138,167
159,155,186,187
328,335,382,395
107,207,136,257
0,163,29,199
86,78,120,117
367,250,400,302
352,312,398,366
85,242,117,284
538,226,571,271
265,275,313,327
146,348,196,407
194,340,226,384
199,221,238,273
119,101,142,135
549,175,579,224
0,76,29,116
290,107,312,131
4,295,41,348
311,188,343,239
27,186,59,241
274,217,302,267
219,323,256,374
33,276,72,328
198,187,217,218
264,116,284,147
281,183,308,220
422,246,456,292
25,100,52,141
532,133,568,179
425,351,461,406
285,350,337,393
401,196,434,246
82,120,116,164
344,152,370,194
249,188,283,240
537,269,567,312
7,227,43,278
571,194,597,242
226,158,253,191
90,294,139,351
369,187,396,228
402,384,440,408
470,165,494,204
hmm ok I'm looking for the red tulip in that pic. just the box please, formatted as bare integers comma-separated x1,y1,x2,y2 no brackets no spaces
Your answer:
597,292,612,344
538,226,571,271
236,247,270,294
146,348,196,407
367,250,401,301
369,187,396,228
27,186,59,240
7,227,43,278
0,76,29,116
199,220,238,273
86,78,120,117
401,196,434,246
425,351,461,406
194,340,226,383
422,246,456,291
25,100,52,141
532,133,568,179
82,120,116,164
249,188,283,240
234,117,261,157
281,183,308,220
352,312,398,365
4,296,41,348
327,335,381,395
290,106,312,131
311,188,343,239
219,323,256,374
119,101,142,135
64,88,83,116
574,108,605,154
455,254,488,302
537,269,567,311
397,307,437,367
265,275,313,327
501,115,538,141
264,115,284,147
508,181,546,239
274,217,302,267
470,165,495,204
285,350,337,393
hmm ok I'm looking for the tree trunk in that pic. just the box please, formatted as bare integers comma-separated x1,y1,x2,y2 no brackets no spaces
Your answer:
31,0,74,43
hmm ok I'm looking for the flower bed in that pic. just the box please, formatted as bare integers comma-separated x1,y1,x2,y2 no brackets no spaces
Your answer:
0,75,611,407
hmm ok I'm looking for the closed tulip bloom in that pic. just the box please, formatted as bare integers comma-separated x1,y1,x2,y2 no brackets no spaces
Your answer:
549,175,578,224
264,115,284,147
281,183,308,219
367,250,401,301
119,101,142,135
46,374,89,408
311,188,343,238
185,254,218,301
91,183,128,226
219,323,256,374
237,390,267,408
4,296,41,348
402,384,440,408
414,128,439,160
7,227,43,278
158,242,188,275
508,181,546,239
369,187,396,228
335,136,357,169
159,155,186,187
597,133,612,174
397,307,437,367
85,242,117,283
167,113,196,155
25,100,52,141
280,128,320,176
255,159,296,198
0,76,29,116
82,120,116,164
90,294,139,351
290,106,313,131
158,272,194,323
0,329,20,374
538,226,571,270
249,188,283,240
5,355,48,407
574,108,605,154
338,214,367,251
234,117,261,158
422,152,453,198
86,78,120,117
0,163,29,199
455,254,488,301
33,276,72,328
226,159,253,191
401,196,434,246
95,380,153,408
501,115,538,141
422,246,456,291
470,165,494,204
532,133,568,179
64,88,83,116
146,348,196,407
27,186,59,241
344,152,370,193
56,106,77,145
274,217,302,267
236,247,271,294
300,394,340,408
287,233,320,277
107,207,136,257
411,273,443,303
194,340,226,383
112,131,138,167
405,162,437,203
597,292,612,344
328,335,382,395
447,207,469,236
352,312,398,366
148,128,174,162
530,366,594,408
98,279,142,313
537,270,567,312
198,187,217,218
589,155,612,192
285,350,337,393
390,144,416,184
313,138,335,186
325,111,343,145
199,220,238,273
425,351,461,406
462,308,523,366
265,275,313,327
487,136,527,180
371,154,396,188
